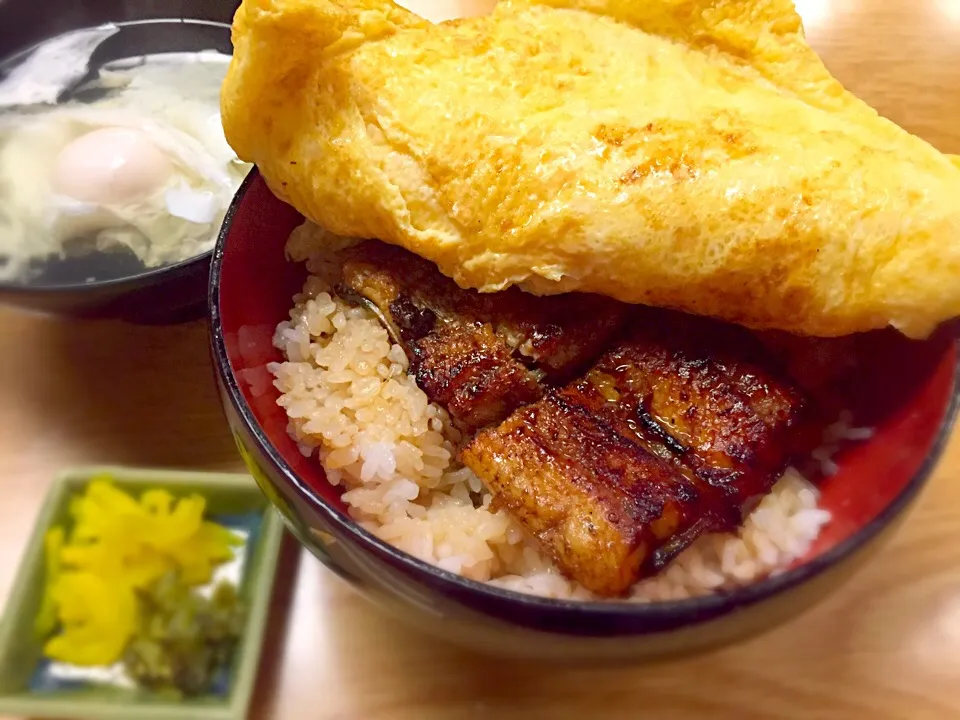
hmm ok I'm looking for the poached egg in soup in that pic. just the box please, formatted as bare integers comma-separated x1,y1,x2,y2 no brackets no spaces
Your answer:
0,28,249,284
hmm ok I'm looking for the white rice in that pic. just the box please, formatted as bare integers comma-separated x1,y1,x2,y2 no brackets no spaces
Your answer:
267,222,834,602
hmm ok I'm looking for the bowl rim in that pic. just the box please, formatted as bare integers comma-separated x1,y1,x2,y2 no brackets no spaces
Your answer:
209,168,960,625
0,18,234,295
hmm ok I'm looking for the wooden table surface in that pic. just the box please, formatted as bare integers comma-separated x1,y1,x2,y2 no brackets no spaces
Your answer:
3,1,960,718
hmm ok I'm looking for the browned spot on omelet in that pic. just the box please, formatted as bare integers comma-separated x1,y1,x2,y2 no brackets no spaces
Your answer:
611,114,760,185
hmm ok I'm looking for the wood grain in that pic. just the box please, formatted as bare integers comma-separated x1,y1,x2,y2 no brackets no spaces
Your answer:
2,1,960,718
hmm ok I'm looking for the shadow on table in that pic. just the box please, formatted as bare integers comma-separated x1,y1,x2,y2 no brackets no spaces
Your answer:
1,315,239,469
248,532,301,718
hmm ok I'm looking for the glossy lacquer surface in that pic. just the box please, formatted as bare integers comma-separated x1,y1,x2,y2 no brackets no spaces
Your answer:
3,0,960,717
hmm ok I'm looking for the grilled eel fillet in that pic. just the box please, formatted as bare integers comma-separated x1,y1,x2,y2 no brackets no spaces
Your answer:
338,240,628,433
462,311,818,597
338,240,817,596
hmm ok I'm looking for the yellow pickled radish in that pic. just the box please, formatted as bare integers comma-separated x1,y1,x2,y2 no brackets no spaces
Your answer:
37,477,242,666
43,572,137,666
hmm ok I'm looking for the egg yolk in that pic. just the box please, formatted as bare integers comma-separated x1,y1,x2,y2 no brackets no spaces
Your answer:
51,127,173,205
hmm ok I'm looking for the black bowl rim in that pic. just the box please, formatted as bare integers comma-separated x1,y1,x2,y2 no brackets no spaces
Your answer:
209,168,960,628
0,18,234,295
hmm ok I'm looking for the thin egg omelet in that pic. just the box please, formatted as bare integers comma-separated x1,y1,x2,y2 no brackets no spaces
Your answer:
221,0,960,339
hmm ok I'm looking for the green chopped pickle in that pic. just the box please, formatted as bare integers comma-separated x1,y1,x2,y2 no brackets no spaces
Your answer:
123,571,246,697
